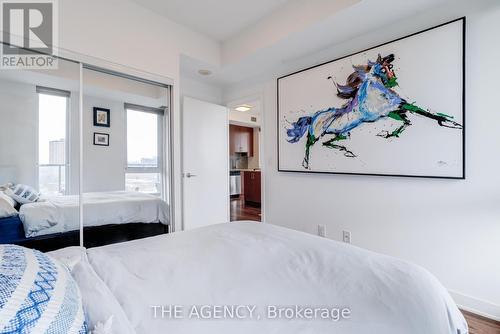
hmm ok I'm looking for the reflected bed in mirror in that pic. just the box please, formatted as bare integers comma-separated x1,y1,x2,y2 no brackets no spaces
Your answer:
0,187,169,252
24,192,168,238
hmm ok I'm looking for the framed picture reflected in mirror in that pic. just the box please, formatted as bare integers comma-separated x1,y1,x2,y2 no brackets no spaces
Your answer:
93,132,109,146
93,107,110,127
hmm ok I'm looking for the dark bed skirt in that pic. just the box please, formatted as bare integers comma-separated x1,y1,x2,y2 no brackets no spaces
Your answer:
4,222,169,252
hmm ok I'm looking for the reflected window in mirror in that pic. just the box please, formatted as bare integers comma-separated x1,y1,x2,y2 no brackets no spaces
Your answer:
125,106,164,197
37,87,71,196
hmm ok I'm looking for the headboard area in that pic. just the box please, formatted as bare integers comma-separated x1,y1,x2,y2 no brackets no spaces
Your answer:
0,165,16,185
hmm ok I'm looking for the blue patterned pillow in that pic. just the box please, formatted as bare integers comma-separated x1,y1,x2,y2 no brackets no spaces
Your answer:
0,245,87,334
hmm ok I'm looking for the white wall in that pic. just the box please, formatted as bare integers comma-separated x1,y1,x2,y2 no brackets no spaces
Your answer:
0,81,38,186
224,1,500,320
58,0,220,79
180,75,223,105
82,96,126,192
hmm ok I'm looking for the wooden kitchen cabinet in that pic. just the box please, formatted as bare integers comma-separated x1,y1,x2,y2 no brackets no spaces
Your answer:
229,125,254,156
242,171,261,206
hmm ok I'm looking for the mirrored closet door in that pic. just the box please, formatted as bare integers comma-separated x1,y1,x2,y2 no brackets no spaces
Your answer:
0,58,81,251
81,66,171,247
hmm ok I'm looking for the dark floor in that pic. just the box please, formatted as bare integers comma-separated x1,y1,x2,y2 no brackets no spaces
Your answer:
463,310,500,334
230,197,261,222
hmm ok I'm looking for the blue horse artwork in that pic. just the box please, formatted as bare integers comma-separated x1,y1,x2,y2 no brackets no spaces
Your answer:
286,54,462,169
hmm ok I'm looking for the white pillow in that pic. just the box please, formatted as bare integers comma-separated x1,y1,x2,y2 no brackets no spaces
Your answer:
48,246,89,271
0,191,17,218
5,183,40,204
71,258,137,334
0,190,16,207
49,247,136,334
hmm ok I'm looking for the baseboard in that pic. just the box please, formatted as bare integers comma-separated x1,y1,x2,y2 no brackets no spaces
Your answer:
449,290,500,322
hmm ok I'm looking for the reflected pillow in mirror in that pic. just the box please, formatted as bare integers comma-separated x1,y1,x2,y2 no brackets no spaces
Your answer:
5,183,40,204
0,191,18,218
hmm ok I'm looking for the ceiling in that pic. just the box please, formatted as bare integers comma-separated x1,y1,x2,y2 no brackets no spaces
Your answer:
130,0,291,41
179,0,459,88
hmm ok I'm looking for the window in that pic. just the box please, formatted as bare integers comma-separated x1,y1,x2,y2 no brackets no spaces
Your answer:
37,87,70,196
125,104,164,196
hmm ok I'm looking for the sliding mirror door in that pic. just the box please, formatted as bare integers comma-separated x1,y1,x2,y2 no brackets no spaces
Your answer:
0,58,81,251
81,67,170,247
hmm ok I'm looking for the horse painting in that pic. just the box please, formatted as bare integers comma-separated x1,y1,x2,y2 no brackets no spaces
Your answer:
286,54,462,169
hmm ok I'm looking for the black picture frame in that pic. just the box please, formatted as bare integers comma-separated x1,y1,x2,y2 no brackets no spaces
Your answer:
93,132,109,146
93,107,110,127
277,17,466,180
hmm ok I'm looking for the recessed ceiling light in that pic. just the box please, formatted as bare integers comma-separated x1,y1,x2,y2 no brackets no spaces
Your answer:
235,104,252,112
198,69,212,76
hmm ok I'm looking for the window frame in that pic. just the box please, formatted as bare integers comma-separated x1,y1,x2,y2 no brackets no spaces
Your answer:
124,104,166,198
36,86,71,196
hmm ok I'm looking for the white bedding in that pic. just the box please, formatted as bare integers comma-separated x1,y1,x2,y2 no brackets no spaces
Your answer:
20,191,168,237
57,222,467,334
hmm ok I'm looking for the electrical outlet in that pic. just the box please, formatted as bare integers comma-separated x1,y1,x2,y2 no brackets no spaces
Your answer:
318,225,326,237
342,230,351,244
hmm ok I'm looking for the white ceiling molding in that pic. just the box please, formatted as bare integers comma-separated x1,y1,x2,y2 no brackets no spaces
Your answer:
129,0,291,41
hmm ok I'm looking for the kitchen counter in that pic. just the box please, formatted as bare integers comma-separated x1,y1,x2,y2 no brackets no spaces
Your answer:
230,168,261,172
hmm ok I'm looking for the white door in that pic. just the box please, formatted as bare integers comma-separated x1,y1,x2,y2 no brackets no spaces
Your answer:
182,97,229,230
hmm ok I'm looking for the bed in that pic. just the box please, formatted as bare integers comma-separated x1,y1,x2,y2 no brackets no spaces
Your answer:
49,221,468,334
20,191,169,237
0,215,26,244
0,191,169,251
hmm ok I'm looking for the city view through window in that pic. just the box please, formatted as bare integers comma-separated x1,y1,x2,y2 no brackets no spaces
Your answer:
38,94,67,196
126,109,162,195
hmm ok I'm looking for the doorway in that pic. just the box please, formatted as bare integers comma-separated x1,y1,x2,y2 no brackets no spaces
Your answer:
228,99,262,222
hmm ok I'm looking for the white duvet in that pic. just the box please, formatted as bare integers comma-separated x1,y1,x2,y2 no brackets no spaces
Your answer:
52,222,468,334
19,191,168,237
